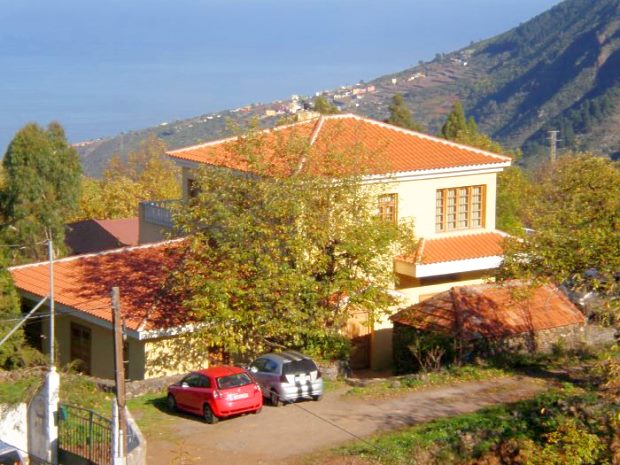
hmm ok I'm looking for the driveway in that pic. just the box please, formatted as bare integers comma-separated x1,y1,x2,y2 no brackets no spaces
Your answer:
140,375,549,465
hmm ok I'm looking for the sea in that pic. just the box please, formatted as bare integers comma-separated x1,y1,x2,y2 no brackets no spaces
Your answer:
0,0,561,153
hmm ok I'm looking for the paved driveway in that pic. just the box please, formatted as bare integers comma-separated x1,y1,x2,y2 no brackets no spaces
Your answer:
140,376,549,465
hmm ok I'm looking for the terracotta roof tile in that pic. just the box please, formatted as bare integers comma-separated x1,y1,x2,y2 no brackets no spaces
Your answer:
391,283,585,339
9,241,190,333
168,114,511,176
399,232,506,265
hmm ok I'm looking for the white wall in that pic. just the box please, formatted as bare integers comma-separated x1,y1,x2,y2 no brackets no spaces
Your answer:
0,403,28,452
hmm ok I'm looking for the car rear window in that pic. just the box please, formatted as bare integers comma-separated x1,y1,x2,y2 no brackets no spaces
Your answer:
216,373,253,390
282,359,318,375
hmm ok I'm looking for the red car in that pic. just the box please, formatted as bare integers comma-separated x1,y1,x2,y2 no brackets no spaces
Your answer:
167,366,263,423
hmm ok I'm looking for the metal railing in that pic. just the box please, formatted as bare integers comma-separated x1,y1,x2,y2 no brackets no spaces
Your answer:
139,199,180,228
58,404,112,465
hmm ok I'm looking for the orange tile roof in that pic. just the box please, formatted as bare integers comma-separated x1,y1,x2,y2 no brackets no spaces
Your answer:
9,241,190,333
168,114,511,176
399,232,506,265
391,283,585,339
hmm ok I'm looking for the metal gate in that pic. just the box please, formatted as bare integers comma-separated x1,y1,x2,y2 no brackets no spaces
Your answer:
58,404,112,465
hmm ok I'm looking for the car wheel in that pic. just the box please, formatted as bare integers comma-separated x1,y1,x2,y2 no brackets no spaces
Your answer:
167,394,177,412
270,390,282,407
312,394,322,402
253,405,262,415
203,404,219,424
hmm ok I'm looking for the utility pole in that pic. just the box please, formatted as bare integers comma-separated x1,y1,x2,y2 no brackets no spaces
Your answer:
46,236,59,465
112,287,127,465
547,130,560,163
48,238,55,368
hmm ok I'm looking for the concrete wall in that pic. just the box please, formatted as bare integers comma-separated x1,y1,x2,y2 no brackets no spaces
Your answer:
0,403,28,452
138,219,169,245
144,333,211,379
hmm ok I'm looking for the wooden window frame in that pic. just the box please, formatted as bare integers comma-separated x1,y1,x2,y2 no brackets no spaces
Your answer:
378,193,398,223
435,185,485,232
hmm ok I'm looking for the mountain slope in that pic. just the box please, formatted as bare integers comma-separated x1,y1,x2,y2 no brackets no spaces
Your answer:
79,0,620,175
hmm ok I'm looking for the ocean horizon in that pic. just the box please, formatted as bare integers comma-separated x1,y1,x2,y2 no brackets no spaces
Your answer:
0,0,560,153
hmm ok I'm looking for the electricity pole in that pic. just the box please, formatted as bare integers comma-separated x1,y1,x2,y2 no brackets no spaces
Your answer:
547,130,560,163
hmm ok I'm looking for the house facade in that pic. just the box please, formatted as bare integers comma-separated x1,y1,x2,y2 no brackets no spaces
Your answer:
9,241,210,380
140,114,512,369
9,114,512,379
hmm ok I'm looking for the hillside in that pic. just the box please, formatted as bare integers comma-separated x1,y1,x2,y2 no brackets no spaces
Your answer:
79,0,620,176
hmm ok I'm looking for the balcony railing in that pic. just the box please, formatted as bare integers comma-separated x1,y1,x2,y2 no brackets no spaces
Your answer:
139,199,181,228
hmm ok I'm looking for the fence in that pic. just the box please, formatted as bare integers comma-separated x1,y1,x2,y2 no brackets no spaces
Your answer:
58,404,112,465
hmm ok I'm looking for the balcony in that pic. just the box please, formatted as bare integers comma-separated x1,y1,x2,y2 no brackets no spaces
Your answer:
139,200,181,229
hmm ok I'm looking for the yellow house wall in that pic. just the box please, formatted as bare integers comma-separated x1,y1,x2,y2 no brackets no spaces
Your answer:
33,301,146,380
380,172,498,238
143,333,211,379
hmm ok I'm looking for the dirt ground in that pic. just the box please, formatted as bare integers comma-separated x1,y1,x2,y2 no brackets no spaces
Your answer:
139,376,550,465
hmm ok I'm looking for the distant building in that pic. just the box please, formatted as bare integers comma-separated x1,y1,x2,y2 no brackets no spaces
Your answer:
65,218,139,255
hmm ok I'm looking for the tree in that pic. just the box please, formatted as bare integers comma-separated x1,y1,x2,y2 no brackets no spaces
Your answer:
0,249,26,369
385,94,424,131
313,96,340,115
171,127,415,358
499,154,620,323
439,101,528,232
440,101,503,153
71,135,180,221
1,122,82,262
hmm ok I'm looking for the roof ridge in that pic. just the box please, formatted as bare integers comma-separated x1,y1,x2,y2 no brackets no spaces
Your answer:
167,117,320,155
9,238,184,271
333,113,512,163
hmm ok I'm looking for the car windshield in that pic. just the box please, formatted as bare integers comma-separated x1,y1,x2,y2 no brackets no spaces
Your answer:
282,359,318,375
216,373,253,390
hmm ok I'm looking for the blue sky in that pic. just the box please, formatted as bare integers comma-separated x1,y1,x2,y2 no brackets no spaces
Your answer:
0,0,562,149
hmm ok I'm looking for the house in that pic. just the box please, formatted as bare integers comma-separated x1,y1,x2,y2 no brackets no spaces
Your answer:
65,217,139,255
139,113,512,370
9,240,210,380
9,114,513,378
390,283,586,373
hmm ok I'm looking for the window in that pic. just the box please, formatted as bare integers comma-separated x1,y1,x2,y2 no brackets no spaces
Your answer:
436,185,485,232
216,373,253,390
187,178,200,199
378,193,398,223
182,373,203,388
70,323,91,375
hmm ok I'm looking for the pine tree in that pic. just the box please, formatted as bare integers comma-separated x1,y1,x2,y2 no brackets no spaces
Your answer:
1,122,82,262
385,94,424,131
440,101,469,140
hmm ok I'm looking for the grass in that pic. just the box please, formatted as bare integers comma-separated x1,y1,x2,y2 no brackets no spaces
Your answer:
0,373,43,404
59,373,114,416
344,365,510,399
126,391,178,439
331,385,615,465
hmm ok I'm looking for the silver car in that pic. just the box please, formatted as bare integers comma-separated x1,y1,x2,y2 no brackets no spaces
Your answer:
249,351,323,406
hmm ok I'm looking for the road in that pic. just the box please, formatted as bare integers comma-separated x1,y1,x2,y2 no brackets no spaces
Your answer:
140,375,549,465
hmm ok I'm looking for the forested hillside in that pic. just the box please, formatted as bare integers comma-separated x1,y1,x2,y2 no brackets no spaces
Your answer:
78,0,620,175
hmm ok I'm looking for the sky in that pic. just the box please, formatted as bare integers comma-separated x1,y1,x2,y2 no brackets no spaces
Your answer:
0,0,562,151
